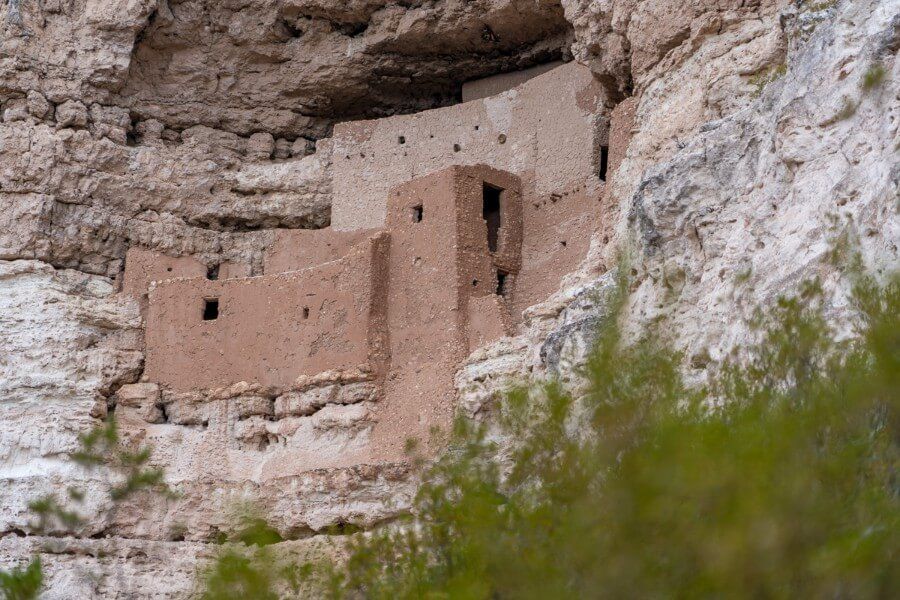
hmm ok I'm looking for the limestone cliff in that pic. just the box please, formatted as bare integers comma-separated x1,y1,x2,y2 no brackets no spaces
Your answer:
1,0,897,596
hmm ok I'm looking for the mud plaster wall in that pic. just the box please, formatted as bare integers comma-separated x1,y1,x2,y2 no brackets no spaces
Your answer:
514,181,596,317
263,228,376,275
330,62,607,232
370,165,522,457
144,235,388,391
461,61,564,102
122,248,207,315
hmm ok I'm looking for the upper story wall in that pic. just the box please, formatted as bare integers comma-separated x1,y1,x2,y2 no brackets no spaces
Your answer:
461,62,564,102
331,62,607,231
144,234,389,391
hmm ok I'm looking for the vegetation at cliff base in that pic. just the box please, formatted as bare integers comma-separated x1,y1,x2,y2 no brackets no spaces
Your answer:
315,272,898,598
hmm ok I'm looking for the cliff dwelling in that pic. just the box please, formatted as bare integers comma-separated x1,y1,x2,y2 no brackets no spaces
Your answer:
118,62,625,473
3,0,896,593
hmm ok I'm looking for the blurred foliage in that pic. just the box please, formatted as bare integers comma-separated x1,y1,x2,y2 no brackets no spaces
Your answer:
861,63,887,91
71,419,172,502
1,419,171,600
0,559,42,600
200,510,300,600
313,268,899,599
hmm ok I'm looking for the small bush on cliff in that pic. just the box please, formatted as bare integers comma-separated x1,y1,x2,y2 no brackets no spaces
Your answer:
0,420,170,600
861,63,887,91
0,559,42,600
312,270,899,599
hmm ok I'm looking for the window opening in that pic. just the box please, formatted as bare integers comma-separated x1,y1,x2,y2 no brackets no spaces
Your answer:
206,264,220,280
302,307,310,320
482,183,502,253
599,145,609,181
412,204,423,223
202,298,219,321
496,270,509,296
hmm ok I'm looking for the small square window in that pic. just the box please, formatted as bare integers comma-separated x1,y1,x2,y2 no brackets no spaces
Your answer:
411,205,423,223
202,298,219,321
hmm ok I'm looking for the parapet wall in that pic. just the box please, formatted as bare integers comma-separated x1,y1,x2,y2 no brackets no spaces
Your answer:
331,62,606,231
263,228,376,275
144,234,389,391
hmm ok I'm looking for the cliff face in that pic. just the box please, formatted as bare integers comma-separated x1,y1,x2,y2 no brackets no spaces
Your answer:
1,0,897,596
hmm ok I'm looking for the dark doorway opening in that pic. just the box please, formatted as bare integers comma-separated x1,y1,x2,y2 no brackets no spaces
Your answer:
482,183,502,253
202,298,219,321
496,270,509,296
599,145,609,181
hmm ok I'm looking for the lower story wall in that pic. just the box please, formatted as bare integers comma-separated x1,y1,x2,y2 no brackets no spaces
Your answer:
144,234,389,391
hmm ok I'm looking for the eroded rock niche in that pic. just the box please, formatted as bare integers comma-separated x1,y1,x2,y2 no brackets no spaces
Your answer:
115,64,621,543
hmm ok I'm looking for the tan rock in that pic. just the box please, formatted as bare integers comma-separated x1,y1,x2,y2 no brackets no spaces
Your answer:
55,100,89,128
25,91,51,119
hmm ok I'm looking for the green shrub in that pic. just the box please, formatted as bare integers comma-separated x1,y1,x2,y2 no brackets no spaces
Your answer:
0,419,171,600
861,64,886,91
315,270,899,599
0,560,42,600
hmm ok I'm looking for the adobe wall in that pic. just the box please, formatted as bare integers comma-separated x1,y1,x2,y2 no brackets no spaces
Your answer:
513,181,596,317
263,228,376,275
123,248,253,314
461,61,564,102
330,62,607,232
122,248,207,314
370,165,522,456
144,234,389,391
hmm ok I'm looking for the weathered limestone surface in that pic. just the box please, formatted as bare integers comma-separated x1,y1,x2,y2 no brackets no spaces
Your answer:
1,0,897,596
0,534,338,599
0,116,332,276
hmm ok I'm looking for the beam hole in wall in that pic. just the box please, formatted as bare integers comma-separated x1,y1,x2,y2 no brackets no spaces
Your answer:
206,264,220,280
453,143,461,152
166,267,173,272
483,183,503,253
472,279,478,287
411,204,423,223
560,240,567,247
398,136,406,144
599,145,609,181
202,298,219,321
496,270,509,296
